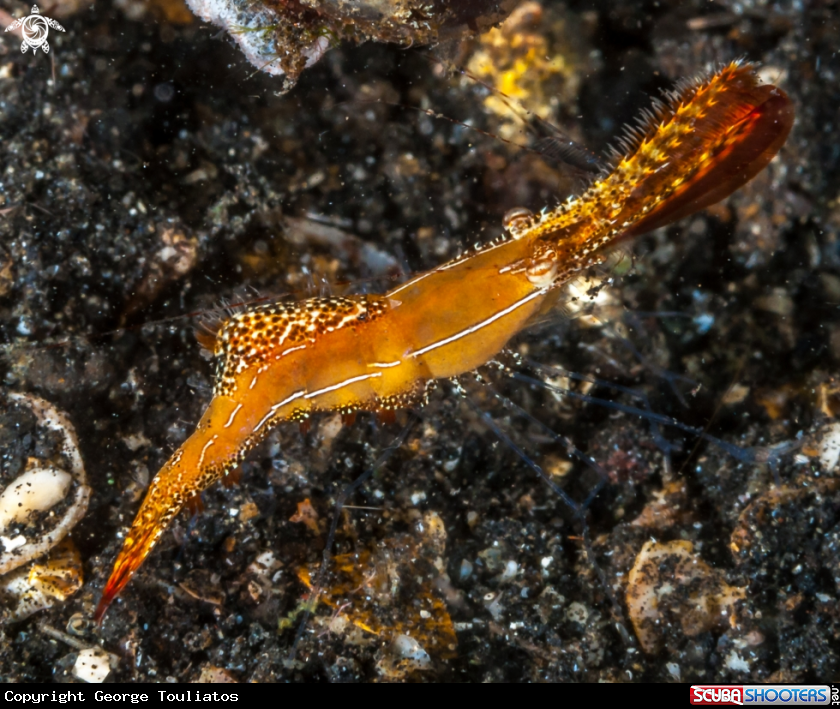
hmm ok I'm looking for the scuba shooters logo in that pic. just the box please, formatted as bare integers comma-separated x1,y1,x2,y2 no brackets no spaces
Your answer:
690,686,833,706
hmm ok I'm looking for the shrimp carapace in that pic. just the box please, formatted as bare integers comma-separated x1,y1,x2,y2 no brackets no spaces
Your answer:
94,60,793,622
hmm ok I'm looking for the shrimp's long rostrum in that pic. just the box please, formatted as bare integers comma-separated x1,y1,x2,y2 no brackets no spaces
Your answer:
94,61,793,622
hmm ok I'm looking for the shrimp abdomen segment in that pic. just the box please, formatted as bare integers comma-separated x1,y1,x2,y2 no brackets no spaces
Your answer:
385,235,547,379
242,235,547,410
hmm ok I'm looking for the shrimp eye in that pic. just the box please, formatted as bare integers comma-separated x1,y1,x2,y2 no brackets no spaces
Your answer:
502,206,534,237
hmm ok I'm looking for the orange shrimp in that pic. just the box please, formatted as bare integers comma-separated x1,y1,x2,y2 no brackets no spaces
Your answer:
94,60,793,622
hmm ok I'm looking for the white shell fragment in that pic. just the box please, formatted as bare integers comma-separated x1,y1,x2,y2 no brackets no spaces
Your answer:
377,634,432,677
818,422,840,472
73,647,114,684
8,393,85,480
0,467,73,531
392,634,432,669
626,540,746,654
0,393,90,620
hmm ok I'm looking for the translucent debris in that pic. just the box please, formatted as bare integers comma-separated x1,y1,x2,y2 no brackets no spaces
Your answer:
1,538,84,622
295,511,456,678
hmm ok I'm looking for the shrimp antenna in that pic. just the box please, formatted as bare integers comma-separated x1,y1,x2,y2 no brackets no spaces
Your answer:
426,54,607,175
465,392,634,641
341,52,604,182
518,361,796,468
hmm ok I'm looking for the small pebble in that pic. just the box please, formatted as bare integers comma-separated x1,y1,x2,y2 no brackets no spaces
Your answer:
72,647,113,684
